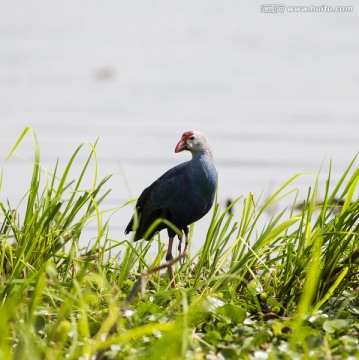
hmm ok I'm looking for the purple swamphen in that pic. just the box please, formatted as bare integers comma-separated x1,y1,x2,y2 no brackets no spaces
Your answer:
125,130,217,288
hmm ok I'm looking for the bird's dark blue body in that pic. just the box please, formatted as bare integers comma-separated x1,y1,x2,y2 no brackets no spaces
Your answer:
125,133,217,241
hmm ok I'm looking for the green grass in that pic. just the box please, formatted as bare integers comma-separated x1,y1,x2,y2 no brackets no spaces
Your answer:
0,128,358,359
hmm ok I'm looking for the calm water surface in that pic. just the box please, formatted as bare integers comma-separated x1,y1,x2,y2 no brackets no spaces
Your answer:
0,1,358,248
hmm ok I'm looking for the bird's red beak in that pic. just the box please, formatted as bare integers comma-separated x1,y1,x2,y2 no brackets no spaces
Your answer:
175,131,194,153
175,140,187,153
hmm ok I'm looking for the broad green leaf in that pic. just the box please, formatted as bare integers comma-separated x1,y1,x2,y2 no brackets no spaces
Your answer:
216,304,246,324
323,319,351,334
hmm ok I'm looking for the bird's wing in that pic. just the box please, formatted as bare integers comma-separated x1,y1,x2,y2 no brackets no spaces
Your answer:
137,161,190,211
124,161,190,236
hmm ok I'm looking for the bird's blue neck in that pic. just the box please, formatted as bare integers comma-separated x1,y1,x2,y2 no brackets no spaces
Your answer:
191,149,213,161
189,150,217,197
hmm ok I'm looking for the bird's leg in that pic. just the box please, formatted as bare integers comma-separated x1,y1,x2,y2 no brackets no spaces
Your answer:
166,237,176,288
177,234,182,255
183,227,189,256
166,237,174,261
178,227,189,265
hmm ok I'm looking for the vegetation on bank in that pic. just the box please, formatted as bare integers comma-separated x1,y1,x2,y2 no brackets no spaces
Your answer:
0,128,358,359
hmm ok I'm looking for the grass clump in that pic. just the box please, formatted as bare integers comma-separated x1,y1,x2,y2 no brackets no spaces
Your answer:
0,128,358,359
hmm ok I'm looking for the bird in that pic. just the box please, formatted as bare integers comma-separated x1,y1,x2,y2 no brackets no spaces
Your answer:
125,130,218,288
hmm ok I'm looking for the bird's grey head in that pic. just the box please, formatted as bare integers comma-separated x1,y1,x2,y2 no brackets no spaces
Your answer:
175,130,212,155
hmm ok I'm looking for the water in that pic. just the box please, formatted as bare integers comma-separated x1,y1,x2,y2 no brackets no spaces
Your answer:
0,1,358,248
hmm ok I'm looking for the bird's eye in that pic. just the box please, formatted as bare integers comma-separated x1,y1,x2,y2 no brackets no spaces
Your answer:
189,136,195,140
